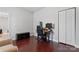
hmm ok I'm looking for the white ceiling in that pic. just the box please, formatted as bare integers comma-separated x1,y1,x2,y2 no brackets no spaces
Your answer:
24,7,44,12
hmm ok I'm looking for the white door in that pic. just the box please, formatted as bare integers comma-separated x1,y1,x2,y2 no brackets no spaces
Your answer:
59,11,66,43
66,9,75,46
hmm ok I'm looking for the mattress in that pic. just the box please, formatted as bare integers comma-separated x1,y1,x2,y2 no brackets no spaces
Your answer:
0,44,18,52
0,38,11,47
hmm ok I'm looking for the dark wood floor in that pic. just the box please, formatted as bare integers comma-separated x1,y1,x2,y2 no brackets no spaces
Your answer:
16,37,79,52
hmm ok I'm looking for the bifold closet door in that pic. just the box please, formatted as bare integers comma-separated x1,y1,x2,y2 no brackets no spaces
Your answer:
59,11,66,43
59,8,75,46
66,9,75,46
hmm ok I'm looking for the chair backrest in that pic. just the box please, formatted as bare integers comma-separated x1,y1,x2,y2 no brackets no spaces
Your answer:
37,25,43,35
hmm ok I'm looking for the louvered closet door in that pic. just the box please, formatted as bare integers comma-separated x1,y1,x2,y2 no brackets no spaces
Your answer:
59,11,66,43
66,9,75,46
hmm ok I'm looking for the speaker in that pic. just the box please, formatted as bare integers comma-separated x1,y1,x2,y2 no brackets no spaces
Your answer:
16,32,30,40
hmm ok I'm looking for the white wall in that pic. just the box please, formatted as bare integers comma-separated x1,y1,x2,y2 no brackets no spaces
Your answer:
10,8,33,34
33,7,70,42
0,7,33,40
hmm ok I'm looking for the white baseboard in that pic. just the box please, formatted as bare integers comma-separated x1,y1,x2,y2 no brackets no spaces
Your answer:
75,45,79,48
52,39,58,42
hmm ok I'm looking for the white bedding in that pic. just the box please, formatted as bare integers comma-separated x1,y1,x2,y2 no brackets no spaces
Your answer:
0,39,11,46
0,44,18,52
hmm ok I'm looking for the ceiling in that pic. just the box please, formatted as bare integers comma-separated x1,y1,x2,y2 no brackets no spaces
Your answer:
24,7,44,12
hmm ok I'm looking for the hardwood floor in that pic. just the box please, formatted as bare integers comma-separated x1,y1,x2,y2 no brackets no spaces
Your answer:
16,37,79,52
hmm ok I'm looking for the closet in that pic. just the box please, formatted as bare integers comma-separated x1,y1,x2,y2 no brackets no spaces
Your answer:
58,8,76,46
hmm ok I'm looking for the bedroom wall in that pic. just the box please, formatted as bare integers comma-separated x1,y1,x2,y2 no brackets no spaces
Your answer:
0,7,33,40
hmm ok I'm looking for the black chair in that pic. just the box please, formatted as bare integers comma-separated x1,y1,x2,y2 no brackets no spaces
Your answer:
36,25,43,39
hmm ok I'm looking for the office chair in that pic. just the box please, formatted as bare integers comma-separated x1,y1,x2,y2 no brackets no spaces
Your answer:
36,25,43,39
